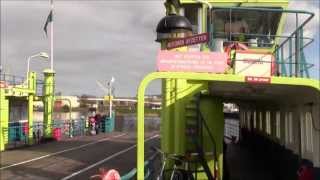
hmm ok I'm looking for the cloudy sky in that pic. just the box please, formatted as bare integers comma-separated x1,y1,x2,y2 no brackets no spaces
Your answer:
1,0,319,97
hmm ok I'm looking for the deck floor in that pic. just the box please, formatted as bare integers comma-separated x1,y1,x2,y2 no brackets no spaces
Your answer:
225,142,275,180
0,132,159,180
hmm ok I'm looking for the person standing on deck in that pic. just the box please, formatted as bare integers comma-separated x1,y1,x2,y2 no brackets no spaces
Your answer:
94,114,102,134
89,116,96,135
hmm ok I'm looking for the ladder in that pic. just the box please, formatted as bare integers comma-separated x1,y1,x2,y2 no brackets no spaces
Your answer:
185,94,217,180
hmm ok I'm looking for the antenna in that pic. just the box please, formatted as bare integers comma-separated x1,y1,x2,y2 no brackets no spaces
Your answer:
95,80,108,94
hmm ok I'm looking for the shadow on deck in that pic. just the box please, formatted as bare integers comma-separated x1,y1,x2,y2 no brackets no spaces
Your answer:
225,142,276,180
224,137,320,180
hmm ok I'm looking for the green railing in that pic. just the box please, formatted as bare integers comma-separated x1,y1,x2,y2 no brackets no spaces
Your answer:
0,73,44,96
4,117,117,149
274,28,314,78
0,74,25,86
3,119,87,149
121,151,159,180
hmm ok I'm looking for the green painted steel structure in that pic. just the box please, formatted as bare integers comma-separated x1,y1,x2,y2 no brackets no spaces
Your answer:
102,112,115,133
43,69,55,138
137,72,320,179
0,70,55,151
28,72,37,144
0,89,9,151
136,0,320,179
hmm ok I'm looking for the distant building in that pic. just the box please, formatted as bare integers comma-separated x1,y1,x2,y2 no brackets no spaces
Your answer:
34,95,81,110
55,96,80,108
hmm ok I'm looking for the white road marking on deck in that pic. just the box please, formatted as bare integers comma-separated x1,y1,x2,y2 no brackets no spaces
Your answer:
61,134,159,180
0,133,126,170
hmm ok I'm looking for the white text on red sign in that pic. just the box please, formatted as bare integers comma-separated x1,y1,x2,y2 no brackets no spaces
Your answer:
167,33,209,49
245,76,271,84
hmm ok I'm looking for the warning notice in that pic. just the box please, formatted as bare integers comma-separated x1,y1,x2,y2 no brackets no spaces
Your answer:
157,50,228,73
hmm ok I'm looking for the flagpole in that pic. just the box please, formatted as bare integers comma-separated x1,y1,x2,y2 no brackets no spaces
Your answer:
50,0,54,71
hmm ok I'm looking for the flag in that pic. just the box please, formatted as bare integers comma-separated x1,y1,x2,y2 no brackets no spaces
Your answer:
43,10,53,36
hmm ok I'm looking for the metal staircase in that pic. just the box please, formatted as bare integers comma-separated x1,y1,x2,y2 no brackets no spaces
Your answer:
185,94,217,180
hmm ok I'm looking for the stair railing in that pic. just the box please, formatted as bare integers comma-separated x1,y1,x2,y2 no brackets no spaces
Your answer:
193,93,218,179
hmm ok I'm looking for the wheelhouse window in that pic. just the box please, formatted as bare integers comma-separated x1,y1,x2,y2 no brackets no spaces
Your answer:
183,5,201,34
209,8,282,48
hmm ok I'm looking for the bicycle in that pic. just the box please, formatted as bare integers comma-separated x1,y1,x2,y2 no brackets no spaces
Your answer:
151,146,194,180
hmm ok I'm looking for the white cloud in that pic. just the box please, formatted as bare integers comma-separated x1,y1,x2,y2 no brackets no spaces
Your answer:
1,0,318,96
276,1,319,79
285,0,319,37
1,1,164,96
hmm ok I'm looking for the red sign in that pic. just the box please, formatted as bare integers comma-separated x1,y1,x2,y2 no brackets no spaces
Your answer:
167,33,209,49
157,50,228,73
245,76,271,84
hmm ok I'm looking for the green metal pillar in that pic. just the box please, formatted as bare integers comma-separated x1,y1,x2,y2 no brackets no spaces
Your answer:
173,79,187,154
280,47,287,76
199,97,224,180
43,69,55,138
288,38,293,76
160,36,188,154
161,79,174,153
28,72,36,144
160,35,174,153
0,88,9,151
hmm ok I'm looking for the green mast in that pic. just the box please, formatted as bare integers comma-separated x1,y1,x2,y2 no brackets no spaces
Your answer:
43,69,55,138
27,72,37,144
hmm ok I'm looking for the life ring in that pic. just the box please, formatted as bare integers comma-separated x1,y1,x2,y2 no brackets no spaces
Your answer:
101,169,120,180
224,42,248,66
